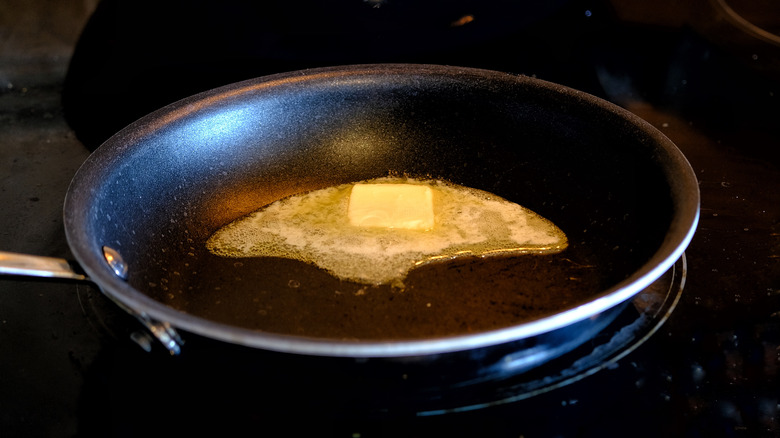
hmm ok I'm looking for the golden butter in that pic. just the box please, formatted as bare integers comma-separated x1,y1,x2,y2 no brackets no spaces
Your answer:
207,177,568,286
348,183,434,230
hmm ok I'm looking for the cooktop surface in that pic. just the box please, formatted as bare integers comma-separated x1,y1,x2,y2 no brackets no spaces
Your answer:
1,0,778,437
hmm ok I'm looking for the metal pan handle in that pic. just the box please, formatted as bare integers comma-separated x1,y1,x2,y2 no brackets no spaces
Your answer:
0,249,182,355
0,251,87,281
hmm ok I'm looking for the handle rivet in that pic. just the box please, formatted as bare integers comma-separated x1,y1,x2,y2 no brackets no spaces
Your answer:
102,246,128,280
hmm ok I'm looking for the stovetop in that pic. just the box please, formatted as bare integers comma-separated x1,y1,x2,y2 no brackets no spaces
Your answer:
1,0,778,436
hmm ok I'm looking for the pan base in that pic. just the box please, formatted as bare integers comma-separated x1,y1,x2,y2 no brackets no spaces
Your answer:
75,255,684,418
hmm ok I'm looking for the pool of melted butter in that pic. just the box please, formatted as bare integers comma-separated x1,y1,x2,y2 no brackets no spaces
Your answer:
206,177,568,287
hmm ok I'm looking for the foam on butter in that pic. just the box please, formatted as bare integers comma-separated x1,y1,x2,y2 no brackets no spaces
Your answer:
206,177,568,286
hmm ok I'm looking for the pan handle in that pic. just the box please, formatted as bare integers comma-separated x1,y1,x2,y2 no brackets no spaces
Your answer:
1,250,184,355
0,251,87,281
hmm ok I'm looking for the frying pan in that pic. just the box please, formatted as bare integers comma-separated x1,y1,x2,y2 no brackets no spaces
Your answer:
1,64,699,387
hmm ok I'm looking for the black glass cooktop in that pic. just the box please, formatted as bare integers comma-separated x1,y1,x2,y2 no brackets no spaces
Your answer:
1,0,778,437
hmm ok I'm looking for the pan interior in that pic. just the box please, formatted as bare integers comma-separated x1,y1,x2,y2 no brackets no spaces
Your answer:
72,66,678,343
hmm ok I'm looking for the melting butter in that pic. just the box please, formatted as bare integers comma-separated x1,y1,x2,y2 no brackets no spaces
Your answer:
348,183,434,230
206,177,567,285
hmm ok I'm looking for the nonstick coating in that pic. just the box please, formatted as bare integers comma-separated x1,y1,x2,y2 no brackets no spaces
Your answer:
63,64,699,358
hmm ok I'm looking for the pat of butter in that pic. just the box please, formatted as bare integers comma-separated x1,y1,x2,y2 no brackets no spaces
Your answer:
348,184,434,230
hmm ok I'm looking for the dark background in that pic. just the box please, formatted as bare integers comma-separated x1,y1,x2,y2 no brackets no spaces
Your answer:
1,0,778,436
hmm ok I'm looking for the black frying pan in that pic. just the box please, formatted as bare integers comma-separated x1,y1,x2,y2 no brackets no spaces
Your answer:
1,64,699,383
